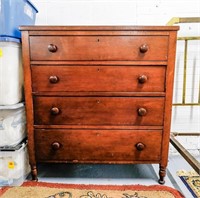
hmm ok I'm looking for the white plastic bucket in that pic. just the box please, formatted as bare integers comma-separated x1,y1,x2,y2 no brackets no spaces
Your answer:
0,103,26,147
0,41,24,105
0,141,30,186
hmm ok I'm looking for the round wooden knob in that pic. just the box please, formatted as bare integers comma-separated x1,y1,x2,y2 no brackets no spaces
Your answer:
138,108,147,116
139,44,149,53
136,142,145,151
48,44,57,53
51,142,61,150
49,76,59,83
138,75,148,84
51,107,60,115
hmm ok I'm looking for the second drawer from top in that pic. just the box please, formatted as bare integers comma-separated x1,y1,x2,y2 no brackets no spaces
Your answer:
31,65,166,93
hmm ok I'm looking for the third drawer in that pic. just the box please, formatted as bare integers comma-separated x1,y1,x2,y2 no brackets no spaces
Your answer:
33,96,165,126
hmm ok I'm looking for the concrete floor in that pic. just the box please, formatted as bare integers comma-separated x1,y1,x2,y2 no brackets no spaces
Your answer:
33,153,198,198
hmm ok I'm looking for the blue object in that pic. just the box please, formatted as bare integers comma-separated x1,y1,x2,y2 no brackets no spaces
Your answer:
0,36,21,43
0,0,38,39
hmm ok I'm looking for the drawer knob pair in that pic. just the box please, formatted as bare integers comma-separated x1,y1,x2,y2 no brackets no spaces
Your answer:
48,44,57,53
49,76,59,83
139,44,149,53
136,142,145,151
51,142,61,150
138,108,147,116
138,75,148,84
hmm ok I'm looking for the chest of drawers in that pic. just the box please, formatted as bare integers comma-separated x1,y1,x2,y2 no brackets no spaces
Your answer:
20,26,179,184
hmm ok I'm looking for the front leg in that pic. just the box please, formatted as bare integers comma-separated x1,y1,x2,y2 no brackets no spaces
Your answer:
158,164,166,184
31,164,38,181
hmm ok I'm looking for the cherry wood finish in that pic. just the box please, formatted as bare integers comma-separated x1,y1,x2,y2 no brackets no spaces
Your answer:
31,66,166,92
34,129,162,162
30,36,168,61
33,97,164,126
20,26,179,184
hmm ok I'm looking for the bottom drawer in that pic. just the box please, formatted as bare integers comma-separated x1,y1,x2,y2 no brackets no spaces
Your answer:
35,129,162,162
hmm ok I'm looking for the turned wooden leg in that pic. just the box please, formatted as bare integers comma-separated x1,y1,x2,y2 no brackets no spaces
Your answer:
31,165,38,181
158,165,166,184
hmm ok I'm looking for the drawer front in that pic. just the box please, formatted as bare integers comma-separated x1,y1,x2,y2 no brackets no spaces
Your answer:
35,129,162,162
30,36,168,61
34,97,164,126
31,66,166,92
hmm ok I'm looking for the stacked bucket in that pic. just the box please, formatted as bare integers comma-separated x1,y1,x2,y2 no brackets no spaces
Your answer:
0,0,38,186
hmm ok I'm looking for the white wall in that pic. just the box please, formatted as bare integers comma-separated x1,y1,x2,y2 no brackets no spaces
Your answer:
31,0,200,26
31,0,200,145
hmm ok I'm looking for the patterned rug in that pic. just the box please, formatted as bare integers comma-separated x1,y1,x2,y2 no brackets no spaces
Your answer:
0,181,184,198
177,170,200,198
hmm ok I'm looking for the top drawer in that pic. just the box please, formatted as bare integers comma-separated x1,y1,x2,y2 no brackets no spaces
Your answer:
29,36,168,61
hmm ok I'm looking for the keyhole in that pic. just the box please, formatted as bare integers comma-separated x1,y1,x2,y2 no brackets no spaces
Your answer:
97,39,100,42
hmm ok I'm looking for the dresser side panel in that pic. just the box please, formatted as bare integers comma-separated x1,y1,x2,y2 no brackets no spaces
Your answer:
21,31,37,168
161,31,178,167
